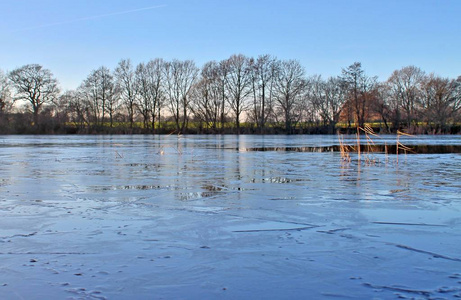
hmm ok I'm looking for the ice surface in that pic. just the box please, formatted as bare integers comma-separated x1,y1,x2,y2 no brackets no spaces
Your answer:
0,135,460,299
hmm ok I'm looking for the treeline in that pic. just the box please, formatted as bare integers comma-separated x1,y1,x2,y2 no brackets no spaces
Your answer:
1,55,460,134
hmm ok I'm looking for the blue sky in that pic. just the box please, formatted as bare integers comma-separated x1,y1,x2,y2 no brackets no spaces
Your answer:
1,0,460,90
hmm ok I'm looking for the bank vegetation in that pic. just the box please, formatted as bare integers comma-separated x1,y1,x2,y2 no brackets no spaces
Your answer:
1,55,460,134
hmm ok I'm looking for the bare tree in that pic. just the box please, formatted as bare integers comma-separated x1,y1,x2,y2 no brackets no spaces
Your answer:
386,66,425,130
341,62,377,129
452,76,461,123
163,59,199,133
190,61,223,132
50,90,73,129
218,60,229,132
224,54,252,133
420,74,459,130
306,75,346,131
79,71,101,126
135,59,165,132
273,59,306,133
296,89,316,131
0,69,12,131
0,70,12,115
306,75,325,126
135,62,153,130
62,90,89,130
79,66,118,128
101,69,119,128
324,77,347,130
249,54,277,133
8,64,60,127
371,83,392,132
115,59,137,129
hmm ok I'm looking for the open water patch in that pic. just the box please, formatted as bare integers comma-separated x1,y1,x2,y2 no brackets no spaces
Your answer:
241,145,461,154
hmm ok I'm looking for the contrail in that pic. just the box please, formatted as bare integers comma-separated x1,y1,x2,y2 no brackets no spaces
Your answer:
10,4,167,33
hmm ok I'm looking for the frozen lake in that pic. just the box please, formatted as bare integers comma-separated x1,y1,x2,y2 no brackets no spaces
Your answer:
0,135,460,299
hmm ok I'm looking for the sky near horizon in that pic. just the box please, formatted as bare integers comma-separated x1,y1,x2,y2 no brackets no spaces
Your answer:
1,0,460,90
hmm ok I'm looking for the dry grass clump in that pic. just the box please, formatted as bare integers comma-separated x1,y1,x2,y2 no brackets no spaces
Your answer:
396,130,414,164
338,127,414,166
338,134,352,163
360,125,380,165
158,131,183,155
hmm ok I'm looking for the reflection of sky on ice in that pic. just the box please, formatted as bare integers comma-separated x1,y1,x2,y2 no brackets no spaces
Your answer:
0,135,460,299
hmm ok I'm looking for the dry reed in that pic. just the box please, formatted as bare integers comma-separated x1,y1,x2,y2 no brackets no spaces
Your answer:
337,127,414,166
396,130,414,164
